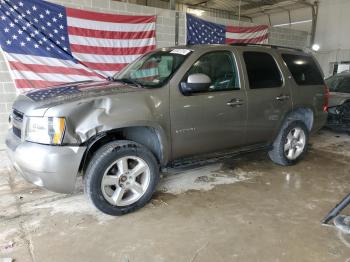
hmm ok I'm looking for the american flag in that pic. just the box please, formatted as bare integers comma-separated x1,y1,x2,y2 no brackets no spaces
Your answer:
131,58,159,82
187,14,268,45
0,0,156,89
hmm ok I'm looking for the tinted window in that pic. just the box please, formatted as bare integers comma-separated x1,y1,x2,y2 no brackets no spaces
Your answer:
243,52,283,89
337,78,350,93
282,54,324,86
325,75,338,91
185,51,240,92
326,75,350,93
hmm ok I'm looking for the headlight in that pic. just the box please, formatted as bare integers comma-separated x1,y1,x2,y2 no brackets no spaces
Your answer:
25,117,66,145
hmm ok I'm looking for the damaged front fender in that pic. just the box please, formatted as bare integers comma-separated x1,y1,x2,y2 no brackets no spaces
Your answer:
43,87,171,164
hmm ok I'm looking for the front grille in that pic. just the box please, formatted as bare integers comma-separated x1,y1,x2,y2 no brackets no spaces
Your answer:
12,109,24,139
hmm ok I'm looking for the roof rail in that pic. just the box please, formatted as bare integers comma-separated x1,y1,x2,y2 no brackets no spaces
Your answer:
229,43,304,52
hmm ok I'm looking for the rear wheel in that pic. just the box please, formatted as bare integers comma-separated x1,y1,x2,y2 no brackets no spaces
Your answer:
84,140,159,216
268,120,309,166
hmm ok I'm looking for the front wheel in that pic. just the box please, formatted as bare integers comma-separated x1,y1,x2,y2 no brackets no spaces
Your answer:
84,140,159,216
268,120,309,166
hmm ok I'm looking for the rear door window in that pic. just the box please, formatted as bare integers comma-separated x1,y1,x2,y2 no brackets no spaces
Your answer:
282,54,324,85
243,51,283,89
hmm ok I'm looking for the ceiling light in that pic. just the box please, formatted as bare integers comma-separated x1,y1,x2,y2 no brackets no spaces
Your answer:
273,19,312,27
187,8,205,17
312,44,320,51
294,60,305,65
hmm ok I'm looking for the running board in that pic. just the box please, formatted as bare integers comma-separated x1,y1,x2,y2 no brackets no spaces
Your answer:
167,144,271,169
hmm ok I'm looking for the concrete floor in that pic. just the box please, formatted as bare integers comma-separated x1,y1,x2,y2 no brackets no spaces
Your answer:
1,130,350,262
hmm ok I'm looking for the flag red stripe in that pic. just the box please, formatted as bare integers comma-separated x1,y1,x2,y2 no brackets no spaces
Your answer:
66,8,156,24
225,34,269,44
78,61,128,72
70,44,155,55
68,26,156,40
226,25,268,33
9,61,104,78
15,79,66,89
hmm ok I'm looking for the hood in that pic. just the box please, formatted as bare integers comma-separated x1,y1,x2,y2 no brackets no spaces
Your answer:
329,92,350,107
13,80,141,116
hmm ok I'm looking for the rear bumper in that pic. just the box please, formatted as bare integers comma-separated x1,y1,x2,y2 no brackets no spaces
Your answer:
5,130,86,194
312,111,328,133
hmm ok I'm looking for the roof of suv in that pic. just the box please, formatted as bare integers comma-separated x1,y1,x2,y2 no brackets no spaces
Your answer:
161,43,307,55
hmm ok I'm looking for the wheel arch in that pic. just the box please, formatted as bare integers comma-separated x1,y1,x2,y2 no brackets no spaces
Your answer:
284,107,314,131
79,125,169,174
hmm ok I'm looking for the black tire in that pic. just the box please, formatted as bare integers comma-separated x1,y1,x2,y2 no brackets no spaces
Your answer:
84,140,159,216
268,120,309,166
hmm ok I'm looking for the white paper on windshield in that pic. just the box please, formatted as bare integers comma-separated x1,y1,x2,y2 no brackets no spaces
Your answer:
170,49,191,55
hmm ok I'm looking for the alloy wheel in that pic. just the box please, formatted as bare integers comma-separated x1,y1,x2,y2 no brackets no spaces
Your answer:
284,127,306,160
101,156,151,206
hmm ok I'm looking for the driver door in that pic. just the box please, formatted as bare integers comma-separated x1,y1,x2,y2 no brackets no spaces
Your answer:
169,50,248,159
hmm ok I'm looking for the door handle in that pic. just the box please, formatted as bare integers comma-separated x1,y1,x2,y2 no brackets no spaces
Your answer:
276,95,290,101
227,98,244,107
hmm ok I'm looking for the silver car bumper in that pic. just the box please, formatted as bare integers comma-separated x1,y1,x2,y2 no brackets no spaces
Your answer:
5,130,86,194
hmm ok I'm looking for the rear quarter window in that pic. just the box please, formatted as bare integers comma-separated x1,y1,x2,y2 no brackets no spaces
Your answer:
282,54,324,86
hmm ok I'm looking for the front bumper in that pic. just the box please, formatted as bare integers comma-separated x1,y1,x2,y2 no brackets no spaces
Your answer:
5,130,86,194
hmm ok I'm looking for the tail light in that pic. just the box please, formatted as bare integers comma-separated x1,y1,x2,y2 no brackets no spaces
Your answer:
323,84,330,112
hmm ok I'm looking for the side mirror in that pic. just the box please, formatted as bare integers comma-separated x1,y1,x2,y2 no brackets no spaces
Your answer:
180,73,211,95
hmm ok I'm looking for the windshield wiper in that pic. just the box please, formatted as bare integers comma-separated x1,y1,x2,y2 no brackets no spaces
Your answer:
112,78,143,88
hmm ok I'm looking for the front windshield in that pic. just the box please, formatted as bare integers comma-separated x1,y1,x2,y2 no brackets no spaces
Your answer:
326,75,350,93
114,50,192,88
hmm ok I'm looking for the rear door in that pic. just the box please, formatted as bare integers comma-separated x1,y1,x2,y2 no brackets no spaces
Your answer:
241,50,293,145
